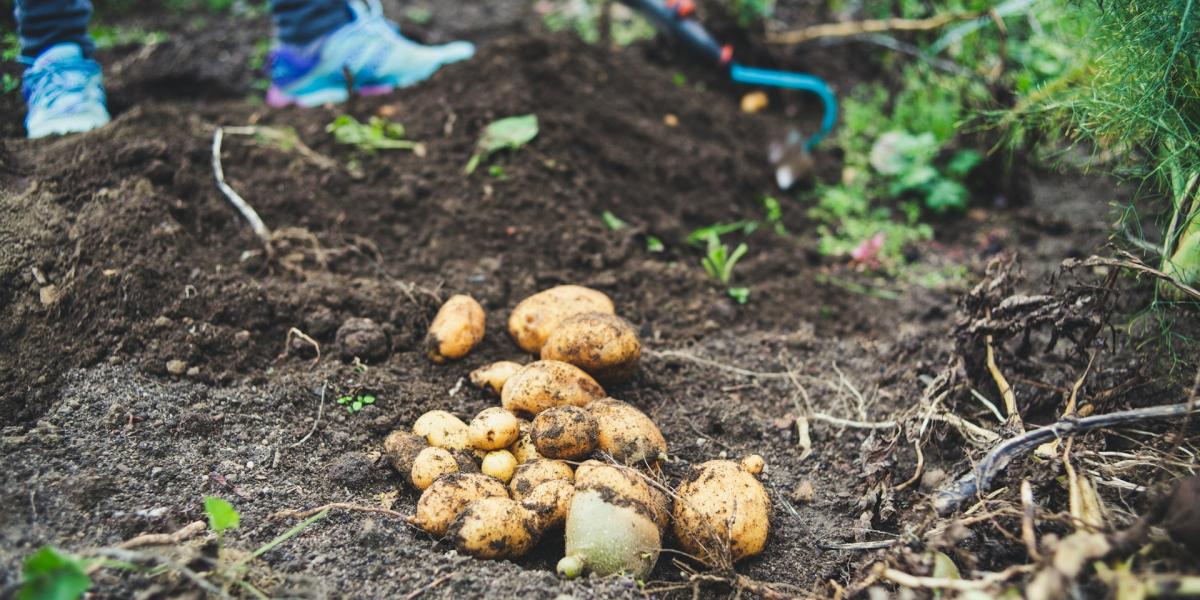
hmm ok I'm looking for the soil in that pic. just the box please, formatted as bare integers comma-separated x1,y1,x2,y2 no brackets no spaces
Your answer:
1,1,1197,598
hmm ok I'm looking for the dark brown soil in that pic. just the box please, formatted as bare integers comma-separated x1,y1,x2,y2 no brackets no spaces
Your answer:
1,1,1197,598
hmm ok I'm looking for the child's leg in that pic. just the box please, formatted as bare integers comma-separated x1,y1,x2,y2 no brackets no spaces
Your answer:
14,0,96,60
269,0,352,46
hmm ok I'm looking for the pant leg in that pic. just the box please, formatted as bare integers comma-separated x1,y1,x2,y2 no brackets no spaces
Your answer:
270,0,352,46
14,0,95,60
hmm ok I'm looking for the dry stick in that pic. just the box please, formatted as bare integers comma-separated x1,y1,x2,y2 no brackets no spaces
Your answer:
1020,480,1041,561
767,11,982,44
117,520,207,550
279,327,321,366
1074,254,1200,302
269,502,406,521
212,127,272,247
877,562,1035,592
932,402,1200,515
92,548,231,599
288,382,326,449
894,440,925,492
403,572,453,600
984,324,1022,430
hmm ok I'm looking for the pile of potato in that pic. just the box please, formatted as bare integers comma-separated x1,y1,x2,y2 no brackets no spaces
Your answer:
383,285,770,578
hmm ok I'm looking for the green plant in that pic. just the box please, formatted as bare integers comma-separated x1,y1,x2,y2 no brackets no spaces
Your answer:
17,547,93,600
488,165,508,180
465,114,538,174
540,0,656,46
404,5,433,24
687,221,757,246
762,196,787,235
337,393,376,413
205,496,240,540
728,0,774,27
601,210,628,230
645,235,664,253
4,32,22,62
727,287,751,304
91,25,167,49
869,130,980,213
2,74,19,95
326,115,420,152
700,233,748,285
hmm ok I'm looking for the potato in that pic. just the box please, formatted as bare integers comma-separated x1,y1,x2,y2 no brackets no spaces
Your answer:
413,410,470,451
509,421,542,463
450,450,481,473
558,487,660,579
449,497,537,560
481,450,518,483
469,361,522,396
740,454,765,476
508,285,615,354
522,479,575,533
540,312,641,383
425,294,485,364
588,398,667,465
673,459,771,565
410,473,509,536
501,360,605,416
509,459,575,501
531,406,599,460
575,460,670,529
410,447,460,491
382,430,426,474
469,407,521,450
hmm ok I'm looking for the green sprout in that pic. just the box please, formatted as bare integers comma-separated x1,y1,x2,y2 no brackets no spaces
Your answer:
326,115,419,152
700,233,748,285
601,210,628,230
17,547,93,600
465,114,538,174
727,287,751,304
204,496,240,542
645,235,665,253
404,5,433,24
337,394,376,413
488,165,508,180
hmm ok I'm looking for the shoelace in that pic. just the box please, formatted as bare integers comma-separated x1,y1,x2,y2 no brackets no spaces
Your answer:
24,61,100,108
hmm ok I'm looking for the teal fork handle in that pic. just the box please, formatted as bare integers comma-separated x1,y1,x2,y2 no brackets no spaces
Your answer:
730,64,837,150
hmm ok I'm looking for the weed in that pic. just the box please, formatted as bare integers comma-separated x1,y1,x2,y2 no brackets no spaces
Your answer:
2,74,18,95
672,72,688,88
727,287,751,304
539,0,656,46
17,547,93,600
728,0,774,27
762,196,787,235
488,165,509,180
465,114,538,174
601,210,628,230
700,232,748,285
337,394,376,413
3,32,21,62
91,25,167,49
404,5,433,25
327,115,420,152
687,221,757,246
646,235,665,253
204,496,240,541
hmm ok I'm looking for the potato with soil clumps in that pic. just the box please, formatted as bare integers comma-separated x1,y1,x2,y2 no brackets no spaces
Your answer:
410,473,509,536
382,430,426,474
509,459,575,501
410,447,459,490
508,421,541,463
508,285,615,354
469,407,521,450
589,398,667,465
541,312,641,383
531,406,599,460
575,461,670,529
413,410,470,451
449,497,537,559
501,360,605,416
673,456,771,565
559,463,665,579
522,479,574,533
469,361,522,396
425,294,485,364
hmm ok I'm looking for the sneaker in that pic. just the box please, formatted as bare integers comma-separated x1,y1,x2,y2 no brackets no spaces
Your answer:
266,0,475,107
23,43,111,139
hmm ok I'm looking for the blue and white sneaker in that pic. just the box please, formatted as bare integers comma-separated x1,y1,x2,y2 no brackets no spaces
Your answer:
23,43,111,139
266,0,475,107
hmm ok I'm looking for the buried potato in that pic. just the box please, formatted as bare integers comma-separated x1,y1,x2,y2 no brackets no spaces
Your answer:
531,406,598,460
469,407,521,450
382,430,426,474
412,410,470,451
469,361,523,396
449,497,537,560
425,294,485,364
588,398,667,465
540,312,641,383
672,456,771,565
501,360,605,416
410,473,510,537
508,285,615,354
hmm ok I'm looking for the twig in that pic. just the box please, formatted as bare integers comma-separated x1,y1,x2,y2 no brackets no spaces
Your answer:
894,439,925,492
1070,254,1200,302
809,413,897,430
767,11,982,45
819,540,896,551
644,349,791,380
985,327,1022,430
288,382,326,449
278,327,321,366
268,502,405,521
117,520,207,550
92,548,231,599
404,572,453,600
877,562,1035,592
212,127,272,247
1020,480,1041,561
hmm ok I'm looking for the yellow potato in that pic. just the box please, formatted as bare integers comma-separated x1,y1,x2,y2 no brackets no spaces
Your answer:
501,360,605,416
507,285,615,354
449,497,536,559
575,460,670,530
412,410,470,451
410,447,459,491
382,430,427,474
521,479,575,533
410,473,509,536
509,459,575,501
469,361,522,396
740,454,765,476
481,450,518,483
468,407,521,450
672,459,771,565
425,294,485,364
588,398,667,465
508,421,542,463
540,312,641,383
531,406,598,460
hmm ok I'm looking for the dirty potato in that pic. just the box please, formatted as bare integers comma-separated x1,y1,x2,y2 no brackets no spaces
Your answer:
501,360,605,416
558,486,661,579
449,497,537,560
382,430,427,474
672,458,771,565
412,410,470,451
540,312,641,383
509,459,575,501
410,447,459,491
410,473,509,536
509,421,541,463
469,407,521,450
425,294,485,364
481,450,518,483
469,361,523,396
522,479,575,533
588,398,667,465
508,285,615,354
531,406,599,460
575,460,670,529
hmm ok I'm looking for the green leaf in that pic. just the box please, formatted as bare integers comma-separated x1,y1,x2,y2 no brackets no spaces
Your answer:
351,400,362,412
337,395,352,405
646,236,664,253
727,287,751,304
687,221,756,246
869,130,938,176
204,497,240,534
465,114,539,174
946,149,983,179
326,115,416,152
924,179,970,213
361,395,375,405
18,547,92,600
601,210,628,230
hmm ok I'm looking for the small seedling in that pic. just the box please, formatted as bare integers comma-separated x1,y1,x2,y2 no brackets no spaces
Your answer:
672,73,687,88
700,233,748,285
337,394,376,413
687,221,757,246
17,547,93,600
205,496,240,542
404,5,433,24
488,165,508,180
465,114,539,174
1,74,19,95
645,235,664,253
762,196,787,235
601,210,628,230
727,287,751,305
326,115,419,152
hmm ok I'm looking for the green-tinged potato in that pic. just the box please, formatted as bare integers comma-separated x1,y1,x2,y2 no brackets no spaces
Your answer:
413,410,470,451
482,450,518,483
540,312,641,383
509,422,542,463
501,360,605,416
508,285,615,354
575,460,670,529
588,398,667,465
558,487,660,579
426,294,485,364
449,497,537,559
410,473,509,536
522,479,575,533
410,447,460,491
673,459,771,565
382,430,427,474
469,361,523,396
531,406,598,460
509,459,575,501
469,407,521,450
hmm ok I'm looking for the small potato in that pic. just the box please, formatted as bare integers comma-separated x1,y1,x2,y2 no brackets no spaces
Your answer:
509,422,542,463
410,473,509,536
469,407,521,450
508,285,615,354
413,410,470,451
673,459,771,565
510,459,575,501
531,406,598,460
482,450,518,483
469,361,523,396
540,312,641,383
410,447,459,491
740,454,765,476
588,398,667,465
575,460,671,529
522,479,575,533
426,294,485,364
501,360,605,416
382,430,426,474
449,497,536,559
